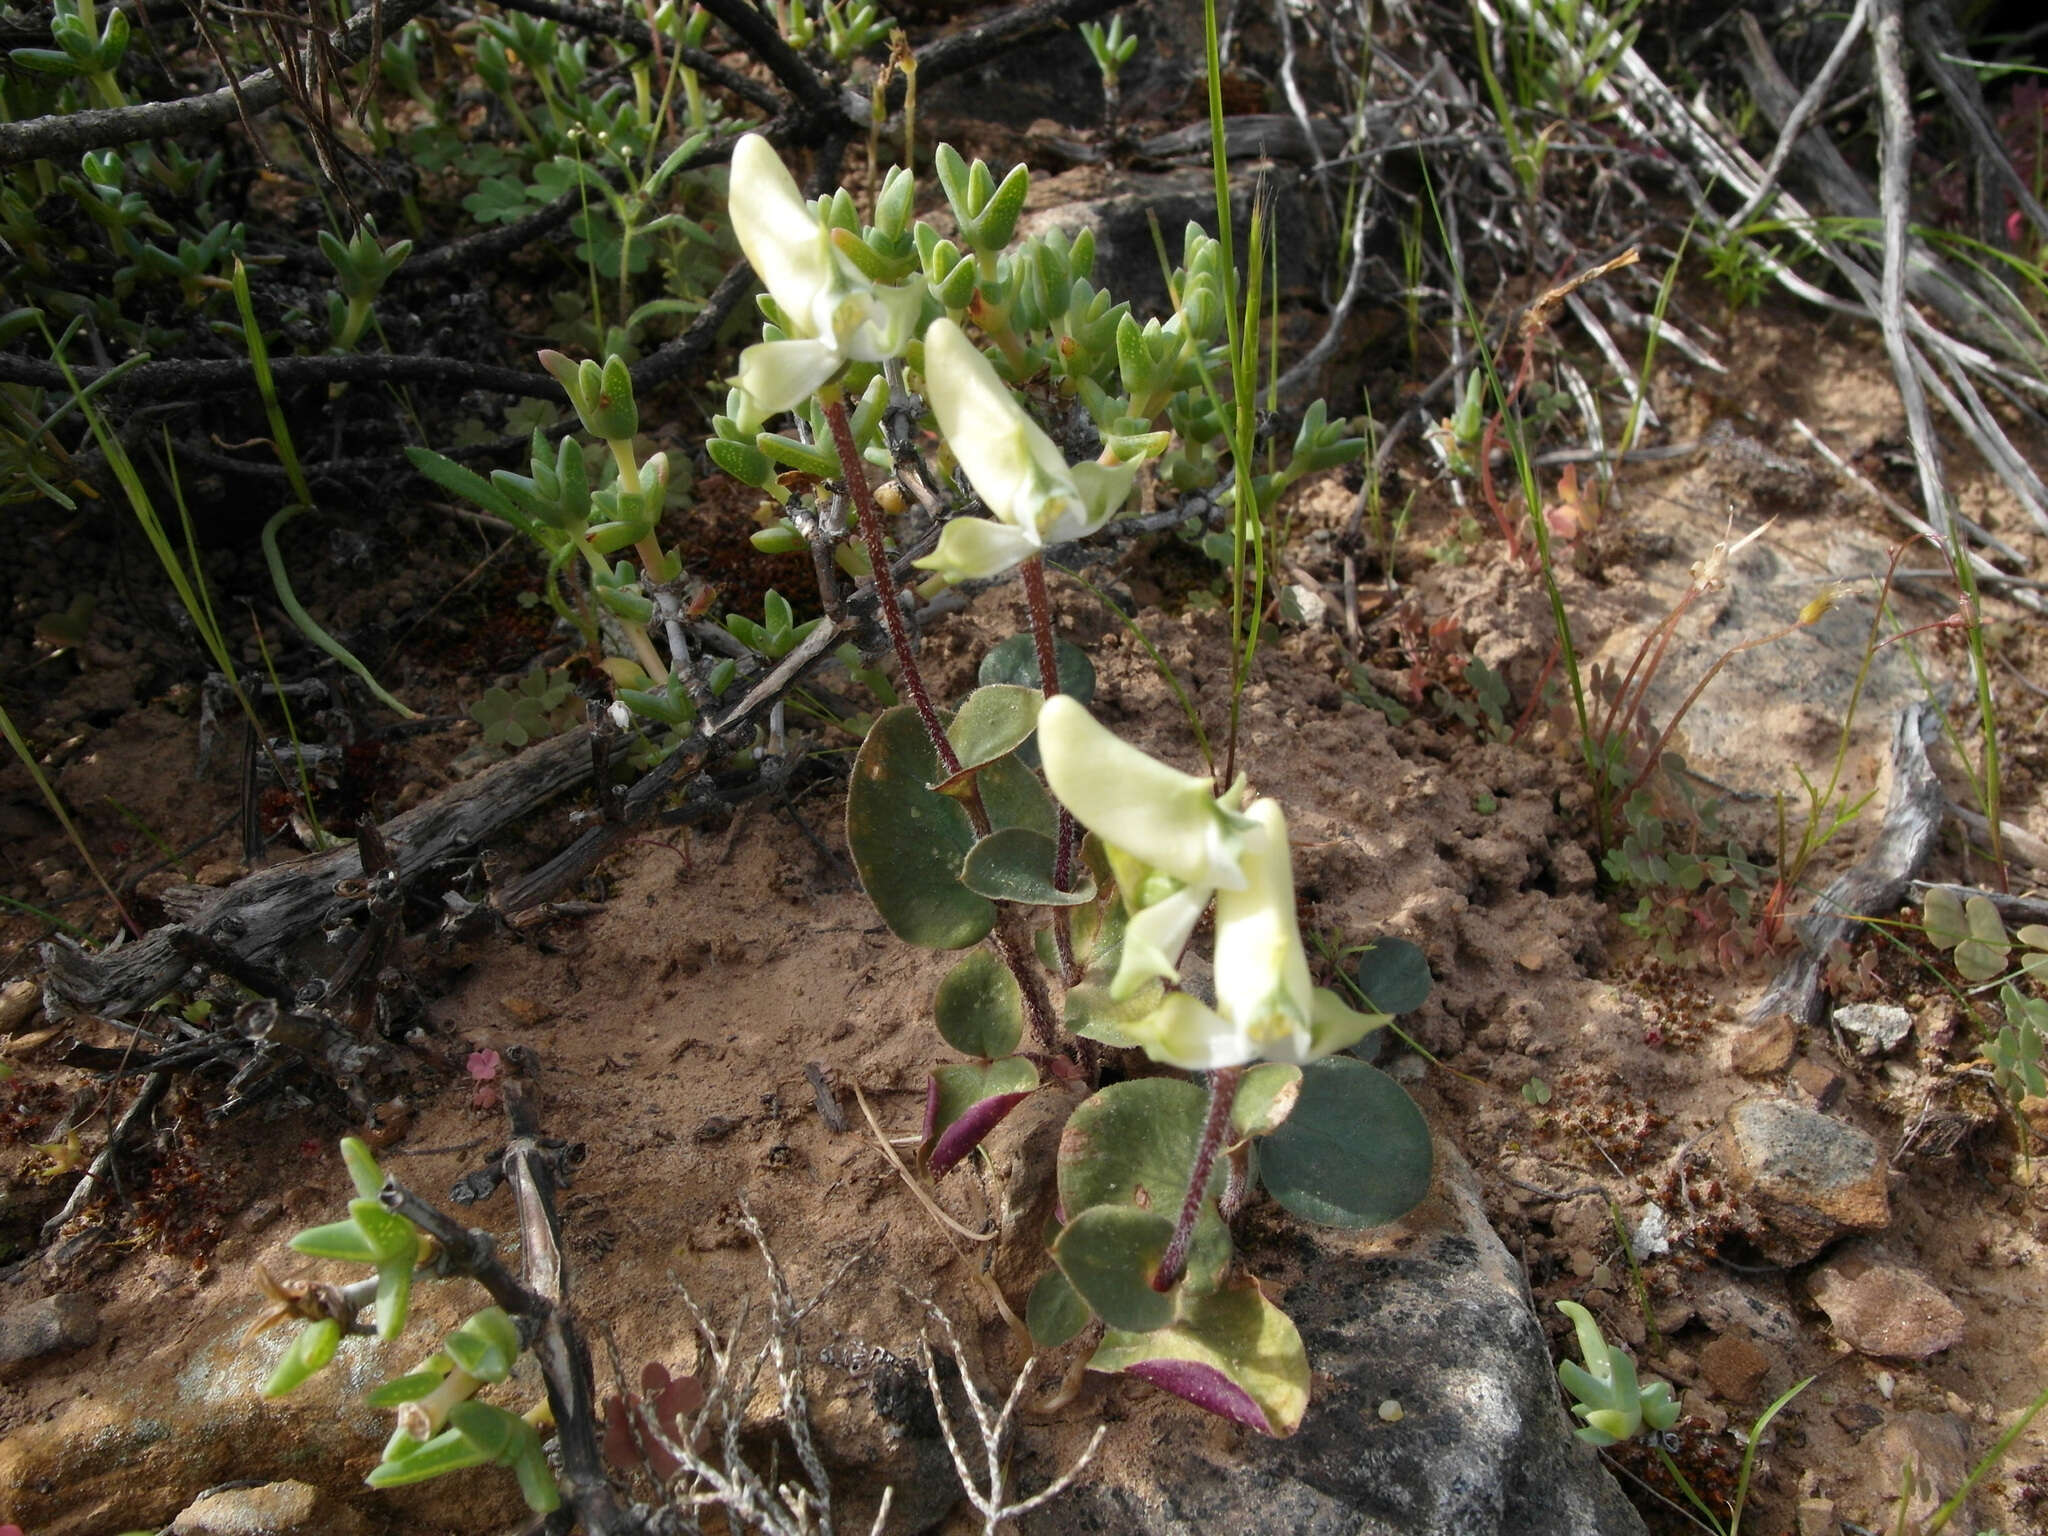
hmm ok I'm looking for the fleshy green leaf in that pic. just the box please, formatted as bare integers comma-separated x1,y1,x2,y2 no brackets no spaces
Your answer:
263,1317,341,1397
1090,1276,1310,1436
1058,1079,1229,1293
1257,1057,1433,1229
934,949,1026,1060
1027,1268,1092,1349
961,828,1098,907
1050,1204,1177,1332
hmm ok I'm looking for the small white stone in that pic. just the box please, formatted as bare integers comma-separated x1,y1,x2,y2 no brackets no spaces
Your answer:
1631,1203,1672,1260
1833,1003,1912,1056
1378,1399,1405,1422
1875,1370,1896,1400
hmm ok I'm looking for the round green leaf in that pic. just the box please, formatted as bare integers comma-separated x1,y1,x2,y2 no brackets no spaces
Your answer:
961,828,1099,907
1051,1204,1176,1332
1058,1079,1229,1293
1090,1275,1310,1437
1352,937,1432,1015
934,949,1025,1059
1027,1268,1092,1349
944,685,1042,775
978,633,1097,702
1258,1057,1433,1229
977,750,1057,839
847,705,993,949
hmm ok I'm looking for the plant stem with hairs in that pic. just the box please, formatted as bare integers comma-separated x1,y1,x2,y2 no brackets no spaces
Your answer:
1155,1066,1241,1291
1022,555,1081,983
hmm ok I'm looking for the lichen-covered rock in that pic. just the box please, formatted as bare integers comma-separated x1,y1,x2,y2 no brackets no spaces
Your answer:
171,1479,368,1536
1022,1139,1646,1536
1716,1096,1890,1262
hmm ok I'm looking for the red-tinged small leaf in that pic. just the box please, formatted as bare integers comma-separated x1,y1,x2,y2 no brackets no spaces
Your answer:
602,1396,642,1472
929,1091,1033,1175
467,1049,502,1081
1120,1357,1275,1432
923,1057,1039,1174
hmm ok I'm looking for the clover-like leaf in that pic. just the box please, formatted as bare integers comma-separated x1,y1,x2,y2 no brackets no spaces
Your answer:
961,828,1098,907
1058,1079,1229,1293
1352,936,1433,1015
1026,1268,1092,1349
940,684,1042,784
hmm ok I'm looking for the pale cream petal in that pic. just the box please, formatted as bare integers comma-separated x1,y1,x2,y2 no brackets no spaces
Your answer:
1038,696,1254,890
909,516,1042,583
734,337,843,417
1211,798,1315,1047
728,135,834,336
1125,991,1258,1071
1109,880,1212,1001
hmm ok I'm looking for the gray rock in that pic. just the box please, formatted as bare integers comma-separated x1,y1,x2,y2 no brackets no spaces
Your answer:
1833,1003,1913,1056
1026,1139,1646,1536
1854,1413,1974,1533
0,1292,99,1368
1696,1282,1800,1348
171,1479,367,1536
1717,1097,1890,1262
1807,1246,1966,1359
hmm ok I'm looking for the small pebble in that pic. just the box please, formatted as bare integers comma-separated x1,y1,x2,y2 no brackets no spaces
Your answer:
1378,1399,1404,1422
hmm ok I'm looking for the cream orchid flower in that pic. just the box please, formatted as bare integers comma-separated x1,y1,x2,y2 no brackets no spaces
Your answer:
1123,800,1386,1072
912,320,1136,583
727,134,922,415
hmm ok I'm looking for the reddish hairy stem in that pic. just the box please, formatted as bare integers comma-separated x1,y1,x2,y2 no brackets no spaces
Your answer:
1154,1066,1242,1292
823,394,961,779
1021,557,1080,983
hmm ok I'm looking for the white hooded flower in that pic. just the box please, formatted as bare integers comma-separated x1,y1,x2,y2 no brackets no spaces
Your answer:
727,134,922,415
912,320,1136,582
1038,695,1256,1000
1123,800,1385,1071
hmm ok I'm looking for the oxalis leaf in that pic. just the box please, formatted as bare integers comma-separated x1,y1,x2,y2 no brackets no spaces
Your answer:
847,706,1058,949
938,684,1042,786
1090,1276,1310,1437
1026,1268,1091,1349
1257,1057,1433,1229
923,1056,1038,1176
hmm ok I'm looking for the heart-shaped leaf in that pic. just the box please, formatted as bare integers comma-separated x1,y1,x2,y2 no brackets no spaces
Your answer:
1058,1079,1229,1293
934,949,1025,1060
1050,1203,1177,1332
1257,1056,1433,1229
1090,1275,1310,1436
924,1056,1039,1176
961,828,1099,907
